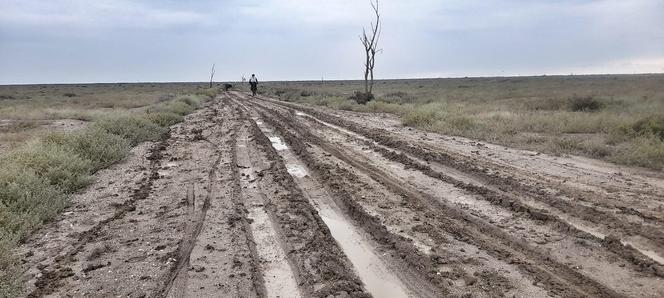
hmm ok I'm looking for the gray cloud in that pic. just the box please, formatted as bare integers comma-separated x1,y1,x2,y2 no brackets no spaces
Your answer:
1,0,663,84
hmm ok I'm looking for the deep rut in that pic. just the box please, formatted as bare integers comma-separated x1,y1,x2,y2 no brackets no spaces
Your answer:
19,92,664,298
237,91,664,297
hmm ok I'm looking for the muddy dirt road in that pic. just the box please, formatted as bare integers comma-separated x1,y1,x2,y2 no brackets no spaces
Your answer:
18,92,664,297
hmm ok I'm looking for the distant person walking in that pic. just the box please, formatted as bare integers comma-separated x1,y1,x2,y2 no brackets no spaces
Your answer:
249,74,259,96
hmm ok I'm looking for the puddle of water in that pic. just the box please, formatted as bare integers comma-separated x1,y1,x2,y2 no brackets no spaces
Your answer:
268,136,289,151
247,205,302,298
253,117,412,297
317,206,411,298
286,164,308,178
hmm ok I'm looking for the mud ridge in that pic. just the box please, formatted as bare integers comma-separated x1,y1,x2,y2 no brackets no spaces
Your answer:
252,108,455,296
225,104,269,298
250,99,626,298
259,97,664,276
233,103,370,297
366,140,664,277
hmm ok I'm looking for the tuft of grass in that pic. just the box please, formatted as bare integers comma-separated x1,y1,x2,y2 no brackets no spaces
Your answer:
145,112,184,128
5,141,93,193
568,96,604,112
45,128,131,171
610,135,664,170
0,165,68,239
0,232,19,297
195,88,219,99
631,115,664,140
94,116,166,146
164,101,195,116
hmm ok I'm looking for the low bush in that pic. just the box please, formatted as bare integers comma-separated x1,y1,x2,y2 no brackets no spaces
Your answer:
5,141,92,192
403,108,439,127
195,88,218,99
631,115,664,140
46,128,131,171
175,96,201,109
94,116,166,146
610,135,664,170
0,165,68,239
568,96,604,112
165,101,196,116
521,98,568,111
348,91,374,104
145,111,184,128
0,232,19,297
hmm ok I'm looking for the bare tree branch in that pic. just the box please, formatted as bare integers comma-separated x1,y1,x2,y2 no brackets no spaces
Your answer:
209,63,215,88
360,0,381,96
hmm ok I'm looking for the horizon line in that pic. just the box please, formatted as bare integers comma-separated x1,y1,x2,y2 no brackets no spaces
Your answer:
2,72,664,86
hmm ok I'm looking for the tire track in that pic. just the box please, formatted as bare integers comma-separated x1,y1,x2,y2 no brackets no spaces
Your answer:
235,98,443,297
251,93,664,275
243,94,627,297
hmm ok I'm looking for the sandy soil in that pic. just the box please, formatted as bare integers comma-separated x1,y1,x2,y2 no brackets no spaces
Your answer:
18,92,664,297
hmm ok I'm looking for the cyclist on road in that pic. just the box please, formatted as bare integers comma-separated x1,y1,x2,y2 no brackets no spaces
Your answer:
249,74,258,96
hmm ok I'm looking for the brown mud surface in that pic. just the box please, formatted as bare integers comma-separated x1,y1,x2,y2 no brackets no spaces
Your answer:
18,92,664,297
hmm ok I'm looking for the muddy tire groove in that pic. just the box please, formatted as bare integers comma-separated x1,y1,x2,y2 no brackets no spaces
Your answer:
246,97,627,298
253,95,664,276
239,100,453,297
231,100,370,297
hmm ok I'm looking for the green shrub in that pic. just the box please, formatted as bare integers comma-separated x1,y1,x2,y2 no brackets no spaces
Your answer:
6,141,92,192
631,115,664,140
46,128,131,171
447,115,476,131
610,135,664,170
403,109,438,127
568,96,604,112
94,116,166,145
348,91,374,104
165,101,195,116
0,231,19,297
0,165,67,239
195,88,218,99
145,111,184,127
176,96,201,108
522,98,568,111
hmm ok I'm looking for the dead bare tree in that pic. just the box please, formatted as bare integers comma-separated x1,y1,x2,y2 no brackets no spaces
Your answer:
359,0,381,100
209,63,215,88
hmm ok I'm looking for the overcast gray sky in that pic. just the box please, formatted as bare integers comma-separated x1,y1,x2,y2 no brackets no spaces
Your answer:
1,0,663,84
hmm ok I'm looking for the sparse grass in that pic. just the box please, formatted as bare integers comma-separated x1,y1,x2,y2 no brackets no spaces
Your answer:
45,128,131,171
5,140,93,192
262,75,664,170
0,83,218,294
144,112,184,128
93,116,167,146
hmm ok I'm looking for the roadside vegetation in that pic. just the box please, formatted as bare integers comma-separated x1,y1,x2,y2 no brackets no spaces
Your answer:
261,75,664,170
0,84,218,295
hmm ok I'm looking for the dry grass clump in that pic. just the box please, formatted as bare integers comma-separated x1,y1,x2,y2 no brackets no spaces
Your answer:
94,116,167,146
45,128,131,171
